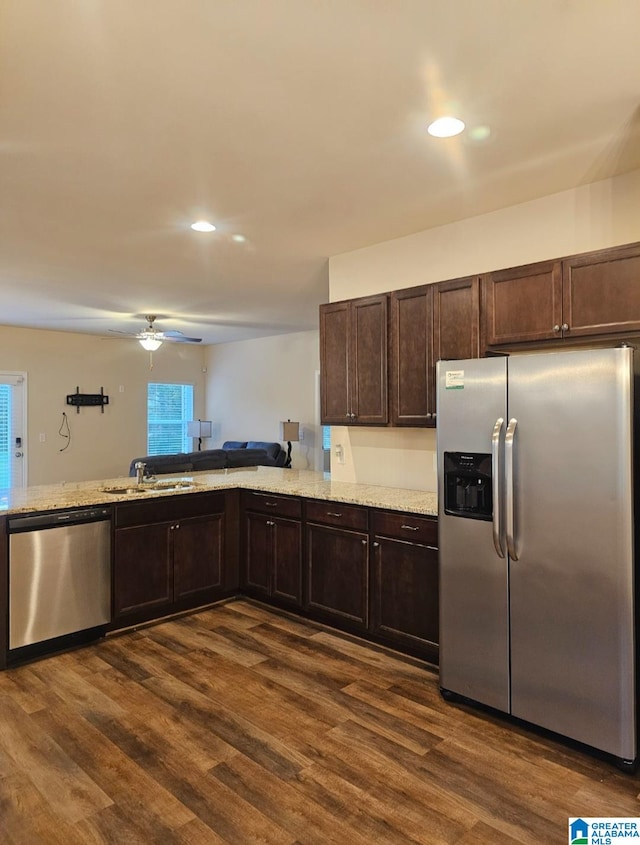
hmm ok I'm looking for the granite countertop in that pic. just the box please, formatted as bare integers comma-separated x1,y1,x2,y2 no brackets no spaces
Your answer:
0,467,438,518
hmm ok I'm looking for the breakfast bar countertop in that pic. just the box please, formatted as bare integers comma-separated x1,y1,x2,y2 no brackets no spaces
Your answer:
0,467,438,518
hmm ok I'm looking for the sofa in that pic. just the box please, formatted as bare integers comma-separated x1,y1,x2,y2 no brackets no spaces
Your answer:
129,440,287,477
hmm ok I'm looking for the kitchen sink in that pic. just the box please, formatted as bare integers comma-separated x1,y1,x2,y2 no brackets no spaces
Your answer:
101,480,199,495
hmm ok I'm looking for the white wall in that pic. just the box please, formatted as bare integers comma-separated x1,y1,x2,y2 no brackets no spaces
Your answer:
205,330,320,470
329,168,640,490
0,325,207,485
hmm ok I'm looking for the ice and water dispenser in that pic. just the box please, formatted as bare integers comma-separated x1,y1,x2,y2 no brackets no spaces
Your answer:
443,452,493,521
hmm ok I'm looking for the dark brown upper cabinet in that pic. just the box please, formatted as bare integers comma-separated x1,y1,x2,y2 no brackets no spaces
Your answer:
320,294,388,425
390,276,480,427
390,285,433,426
433,276,481,361
483,260,563,347
484,241,640,348
562,243,640,339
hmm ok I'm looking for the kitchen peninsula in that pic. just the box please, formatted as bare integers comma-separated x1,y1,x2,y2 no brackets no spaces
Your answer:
0,467,438,671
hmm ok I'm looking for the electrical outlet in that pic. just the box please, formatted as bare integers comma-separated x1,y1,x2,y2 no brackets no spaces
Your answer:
39,433,46,443
335,444,345,464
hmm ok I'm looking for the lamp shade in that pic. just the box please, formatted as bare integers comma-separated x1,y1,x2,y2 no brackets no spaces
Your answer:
187,420,212,438
280,420,300,442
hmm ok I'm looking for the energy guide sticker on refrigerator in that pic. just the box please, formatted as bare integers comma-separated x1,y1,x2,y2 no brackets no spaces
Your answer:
436,347,637,769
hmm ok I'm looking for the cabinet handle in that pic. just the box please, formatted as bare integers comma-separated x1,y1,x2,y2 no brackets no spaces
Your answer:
361,539,367,545
373,541,380,548
553,324,561,332
561,323,569,331
327,512,342,517
345,413,350,418
426,412,432,419
266,520,274,526
401,524,419,531
263,502,277,507
175,523,180,529
350,412,356,420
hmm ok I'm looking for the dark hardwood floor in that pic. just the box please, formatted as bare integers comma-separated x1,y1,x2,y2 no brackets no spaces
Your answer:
0,599,638,844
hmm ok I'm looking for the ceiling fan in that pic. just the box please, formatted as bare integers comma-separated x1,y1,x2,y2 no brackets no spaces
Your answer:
109,315,202,350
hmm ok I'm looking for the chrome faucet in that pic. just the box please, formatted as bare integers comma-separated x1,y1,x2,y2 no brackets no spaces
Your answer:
134,461,147,485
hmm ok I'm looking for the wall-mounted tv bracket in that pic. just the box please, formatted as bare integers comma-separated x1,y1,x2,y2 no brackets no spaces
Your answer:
66,386,109,413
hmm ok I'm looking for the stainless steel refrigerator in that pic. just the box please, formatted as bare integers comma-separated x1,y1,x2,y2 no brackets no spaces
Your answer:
436,346,637,767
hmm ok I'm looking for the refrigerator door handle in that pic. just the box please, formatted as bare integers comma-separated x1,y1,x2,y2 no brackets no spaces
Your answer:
491,417,505,558
505,418,518,561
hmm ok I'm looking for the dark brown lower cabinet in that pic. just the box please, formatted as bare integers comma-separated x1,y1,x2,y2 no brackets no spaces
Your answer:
242,492,303,609
370,510,439,660
113,492,226,626
173,513,224,601
244,511,302,607
306,522,369,630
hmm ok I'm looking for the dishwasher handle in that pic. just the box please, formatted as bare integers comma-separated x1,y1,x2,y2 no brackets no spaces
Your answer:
8,506,111,533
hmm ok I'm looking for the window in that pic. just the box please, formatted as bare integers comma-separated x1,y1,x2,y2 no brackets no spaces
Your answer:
147,383,194,455
0,373,26,490
322,424,331,471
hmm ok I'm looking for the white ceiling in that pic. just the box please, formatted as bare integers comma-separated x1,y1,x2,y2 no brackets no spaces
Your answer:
2,1,640,345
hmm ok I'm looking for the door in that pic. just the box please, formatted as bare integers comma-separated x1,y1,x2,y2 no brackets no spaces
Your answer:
173,514,224,601
507,348,636,760
351,295,388,424
306,523,369,628
113,522,173,619
319,302,350,424
271,517,302,605
562,243,640,338
483,260,563,346
0,373,26,491
436,357,510,711
390,285,433,426
244,512,271,595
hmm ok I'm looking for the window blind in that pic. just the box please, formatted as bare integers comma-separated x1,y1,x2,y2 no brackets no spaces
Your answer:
147,383,194,455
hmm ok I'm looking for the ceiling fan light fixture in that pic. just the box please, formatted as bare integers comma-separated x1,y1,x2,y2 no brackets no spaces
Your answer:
139,337,163,351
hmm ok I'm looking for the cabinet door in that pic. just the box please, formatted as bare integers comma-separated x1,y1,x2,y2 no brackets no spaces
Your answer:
306,524,369,628
484,261,563,346
173,514,224,602
244,512,271,596
271,517,302,606
563,243,640,338
390,285,433,426
433,276,481,362
113,522,172,619
372,537,439,654
320,301,350,424
351,295,388,424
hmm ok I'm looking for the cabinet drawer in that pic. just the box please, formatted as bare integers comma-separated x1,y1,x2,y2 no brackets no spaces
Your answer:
372,510,437,546
305,500,368,531
242,491,301,519
115,491,225,529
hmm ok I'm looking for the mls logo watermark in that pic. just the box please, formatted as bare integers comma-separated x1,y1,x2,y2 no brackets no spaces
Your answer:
569,818,640,844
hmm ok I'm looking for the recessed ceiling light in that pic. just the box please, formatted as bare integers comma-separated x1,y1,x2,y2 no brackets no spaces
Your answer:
427,117,466,138
191,220,216,232
232,234,246,243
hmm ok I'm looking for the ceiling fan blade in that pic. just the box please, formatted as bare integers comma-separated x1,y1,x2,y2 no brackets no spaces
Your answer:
162,330,184,338
108,329,139,337
167,335,202,343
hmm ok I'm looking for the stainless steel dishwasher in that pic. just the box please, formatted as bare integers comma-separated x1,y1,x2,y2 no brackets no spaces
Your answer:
8,506,111,651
